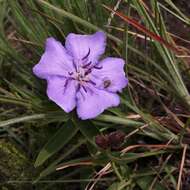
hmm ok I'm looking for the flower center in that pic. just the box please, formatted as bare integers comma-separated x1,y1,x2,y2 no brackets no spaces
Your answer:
75,67,89,83
67,48,103,92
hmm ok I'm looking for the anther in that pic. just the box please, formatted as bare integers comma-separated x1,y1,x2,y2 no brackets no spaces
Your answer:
68,71,73,75
64,79,69,88
82,86,87,93
88,80,96,86
72,60,77,71
82,48,90,60
82,61,92,68
93,65,103,70
76,84,81,92
85,69,92,75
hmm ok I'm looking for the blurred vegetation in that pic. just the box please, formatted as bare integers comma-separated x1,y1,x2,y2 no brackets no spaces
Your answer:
0,0,190,189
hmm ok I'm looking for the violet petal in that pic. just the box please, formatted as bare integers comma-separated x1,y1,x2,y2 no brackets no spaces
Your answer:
65,31,106,64
91,57,128,92
76,86,120,120
47,76,77,112
33,37,74,79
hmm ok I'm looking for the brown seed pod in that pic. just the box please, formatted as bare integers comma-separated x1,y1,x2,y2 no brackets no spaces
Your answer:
95,131,126,150
95,134,110,149
108,130,125,150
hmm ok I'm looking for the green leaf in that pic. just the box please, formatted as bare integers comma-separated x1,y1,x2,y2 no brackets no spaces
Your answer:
96,114,144,126
34,137,86,183
108,181,131,190
137,176,166,190
34,120,78,167
55,156,92,171
0,114,45,128
72,118,100,147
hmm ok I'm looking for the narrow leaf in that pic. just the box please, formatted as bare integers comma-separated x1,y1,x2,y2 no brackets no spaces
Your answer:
34,120,78,167
103,4,180,54
72,118,99,146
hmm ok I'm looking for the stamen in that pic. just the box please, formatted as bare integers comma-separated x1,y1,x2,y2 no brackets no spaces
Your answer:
88,80,96,86
82,48,90,60
82,61,92,68
64,80,68,88
86,86,94,95
76,84,81,92
63,79,71,94
85,68,92,75
82,86,87,93
72,60,77,71
79,90,85,101
68,71,73,75
76,84,86,100
93,65,103,70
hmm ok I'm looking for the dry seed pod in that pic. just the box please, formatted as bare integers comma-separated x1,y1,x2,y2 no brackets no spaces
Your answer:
108,130,125,150
95,134,110,149
95,131,125,150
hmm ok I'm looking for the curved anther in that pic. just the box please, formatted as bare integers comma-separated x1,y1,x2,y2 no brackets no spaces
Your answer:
85,69,92,75
82,61,92,68
68,71,73,75
82,48,90,60
93,65,103,70
88,80,96,86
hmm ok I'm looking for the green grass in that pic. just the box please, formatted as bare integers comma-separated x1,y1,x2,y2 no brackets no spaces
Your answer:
0,0,190,189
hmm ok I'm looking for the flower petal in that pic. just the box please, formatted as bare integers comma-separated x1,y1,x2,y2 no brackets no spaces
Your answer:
76,86,120,120
91,57,128,92
65,31,106,63
33,37,74,79
47,76,77,112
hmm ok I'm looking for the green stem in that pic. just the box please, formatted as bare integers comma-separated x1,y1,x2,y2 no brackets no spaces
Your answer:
111,161,123,181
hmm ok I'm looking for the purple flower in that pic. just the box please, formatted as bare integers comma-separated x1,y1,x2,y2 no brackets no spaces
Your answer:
33,31,128,120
